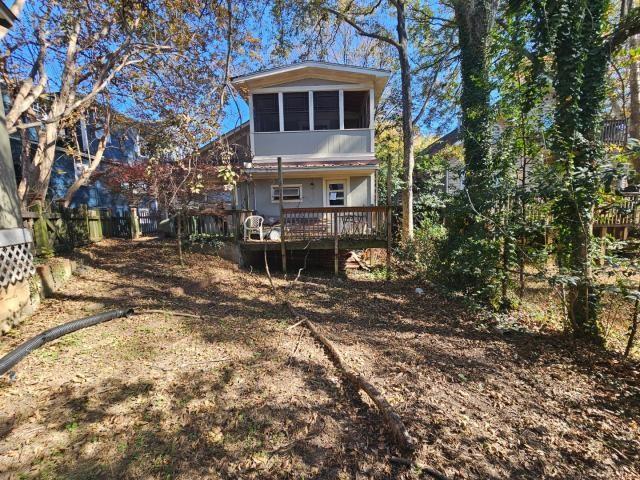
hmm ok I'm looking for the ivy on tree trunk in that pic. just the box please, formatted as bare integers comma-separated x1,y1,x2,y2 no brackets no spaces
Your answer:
530,0,640,341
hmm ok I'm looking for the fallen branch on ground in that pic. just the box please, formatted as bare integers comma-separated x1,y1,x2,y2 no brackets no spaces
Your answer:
262,252,419,454
302,317,416,451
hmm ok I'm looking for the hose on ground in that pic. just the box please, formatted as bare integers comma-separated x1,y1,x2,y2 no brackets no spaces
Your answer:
0,308,134,376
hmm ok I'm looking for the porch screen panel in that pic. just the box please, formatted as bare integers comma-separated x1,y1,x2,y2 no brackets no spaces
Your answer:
253,93,280,132
313,91,339,130
343,91,370,129
283,92,310,131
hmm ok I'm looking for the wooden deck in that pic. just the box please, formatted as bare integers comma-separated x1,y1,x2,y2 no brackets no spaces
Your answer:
238,206,390,249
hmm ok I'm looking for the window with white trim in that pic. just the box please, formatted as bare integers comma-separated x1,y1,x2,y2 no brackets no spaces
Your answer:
271,184,302,202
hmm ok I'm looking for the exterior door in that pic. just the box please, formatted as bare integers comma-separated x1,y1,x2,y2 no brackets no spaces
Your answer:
326,180,347,207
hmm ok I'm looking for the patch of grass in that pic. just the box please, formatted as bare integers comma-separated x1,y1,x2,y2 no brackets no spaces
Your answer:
33,348,60,362
64,421,80,433
57,332,82,348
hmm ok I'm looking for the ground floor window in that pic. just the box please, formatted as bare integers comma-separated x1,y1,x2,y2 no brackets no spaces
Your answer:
271,184,302,202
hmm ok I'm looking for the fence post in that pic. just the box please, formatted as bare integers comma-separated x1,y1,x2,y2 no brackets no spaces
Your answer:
130,207,140,239
87,208,102,242
33,201,54,258
105,209,112,238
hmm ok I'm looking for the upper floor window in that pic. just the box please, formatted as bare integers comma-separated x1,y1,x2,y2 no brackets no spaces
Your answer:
344,91,370,129
253,93,279,132
283,92,309,131
313,91,339,130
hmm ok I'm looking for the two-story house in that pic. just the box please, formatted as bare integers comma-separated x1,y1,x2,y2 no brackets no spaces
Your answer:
230,61,389,216
214,61,391,270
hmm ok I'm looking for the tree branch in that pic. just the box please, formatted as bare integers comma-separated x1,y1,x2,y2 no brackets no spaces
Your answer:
324,7,400,49
603,6,640,52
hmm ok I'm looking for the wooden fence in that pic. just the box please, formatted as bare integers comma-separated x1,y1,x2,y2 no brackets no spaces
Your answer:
22,204,136,257
524,194,640,229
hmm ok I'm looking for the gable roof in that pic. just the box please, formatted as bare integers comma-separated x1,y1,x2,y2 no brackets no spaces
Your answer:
232,61,391,101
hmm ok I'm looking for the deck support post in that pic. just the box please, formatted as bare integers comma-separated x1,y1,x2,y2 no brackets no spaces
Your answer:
386,157,392,281
278,157,287,274
334,213,339,275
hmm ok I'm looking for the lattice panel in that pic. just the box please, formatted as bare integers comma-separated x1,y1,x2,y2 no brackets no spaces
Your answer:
0,242,35,288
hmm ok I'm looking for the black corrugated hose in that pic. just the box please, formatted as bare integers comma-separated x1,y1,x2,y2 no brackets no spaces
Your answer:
0,308,134,376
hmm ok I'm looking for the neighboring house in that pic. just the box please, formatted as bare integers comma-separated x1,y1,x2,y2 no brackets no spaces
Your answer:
210,61,392,270
229,61,389,219
10,111,142,213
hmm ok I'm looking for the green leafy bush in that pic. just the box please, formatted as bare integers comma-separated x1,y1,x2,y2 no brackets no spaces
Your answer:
184,233,225,252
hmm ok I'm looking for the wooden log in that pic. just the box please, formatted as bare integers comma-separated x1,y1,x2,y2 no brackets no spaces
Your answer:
301,318,415,451
261,253,420,454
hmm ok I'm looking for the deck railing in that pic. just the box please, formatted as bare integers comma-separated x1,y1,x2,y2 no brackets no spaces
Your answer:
282,206,389,241
595,195,640,227
602,119,628,146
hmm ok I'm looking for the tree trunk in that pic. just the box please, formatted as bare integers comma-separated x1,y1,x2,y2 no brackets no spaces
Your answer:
20,120,60,207
62,113,111,207
628,1,640,171
395,0,414,242
453,1,493,184
568,221,601,341
176,213,184,266
624,282,639,357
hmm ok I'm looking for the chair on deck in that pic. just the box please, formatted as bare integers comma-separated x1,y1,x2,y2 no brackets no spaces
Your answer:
243,215,264,241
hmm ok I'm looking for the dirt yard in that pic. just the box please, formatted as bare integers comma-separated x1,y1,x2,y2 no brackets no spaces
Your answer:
1,238,638,479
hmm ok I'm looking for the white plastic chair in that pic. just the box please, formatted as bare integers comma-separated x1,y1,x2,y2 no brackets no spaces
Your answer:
243,215,264,241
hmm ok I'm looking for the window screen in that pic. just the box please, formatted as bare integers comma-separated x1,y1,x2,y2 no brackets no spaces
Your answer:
283,92,309,131
343,91,370,129
253,93,279,132
272,185,302,202
313,91,339,130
